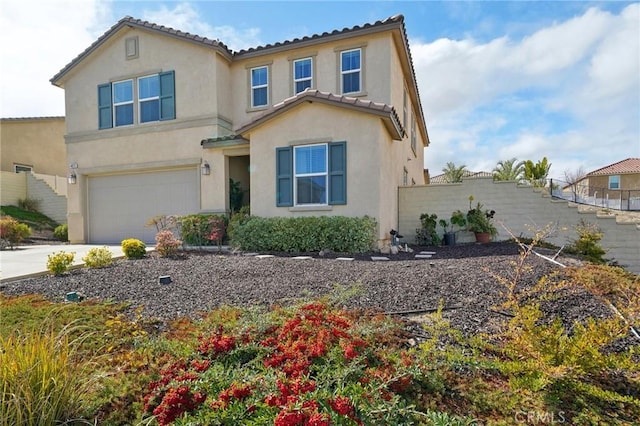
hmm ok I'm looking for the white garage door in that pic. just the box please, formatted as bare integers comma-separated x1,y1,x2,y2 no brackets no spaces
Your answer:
88,168,199,244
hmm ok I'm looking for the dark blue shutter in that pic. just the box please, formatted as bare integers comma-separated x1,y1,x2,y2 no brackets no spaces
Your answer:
159,71,175,120
328,141,346,205
98,83,112,129
276,147,293,206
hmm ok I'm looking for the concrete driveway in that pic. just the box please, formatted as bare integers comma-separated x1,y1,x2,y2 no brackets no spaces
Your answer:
0,244,127,283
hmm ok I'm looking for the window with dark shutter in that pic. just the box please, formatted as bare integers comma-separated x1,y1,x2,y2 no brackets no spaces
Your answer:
98,83,113,129
328,141,346,205
276,147,293,207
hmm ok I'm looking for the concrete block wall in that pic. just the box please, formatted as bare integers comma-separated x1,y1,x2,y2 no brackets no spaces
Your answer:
0,171,26,205
399,177,640,274
26,173,67,224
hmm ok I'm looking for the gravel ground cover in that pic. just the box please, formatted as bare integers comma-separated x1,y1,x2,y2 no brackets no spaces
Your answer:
2,241,625,341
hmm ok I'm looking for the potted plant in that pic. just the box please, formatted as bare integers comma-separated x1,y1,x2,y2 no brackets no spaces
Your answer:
438,210,466,246
466,201,497,243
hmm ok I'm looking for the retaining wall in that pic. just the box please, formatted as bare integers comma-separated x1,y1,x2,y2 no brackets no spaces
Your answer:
26,173,67,224
0,171,26,205
399,178,640,274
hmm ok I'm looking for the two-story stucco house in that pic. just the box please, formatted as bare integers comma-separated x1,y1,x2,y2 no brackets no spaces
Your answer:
50,15,429,245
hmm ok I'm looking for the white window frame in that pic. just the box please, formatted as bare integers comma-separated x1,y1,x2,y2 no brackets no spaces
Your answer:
403,167,408,186
112,79,134,127
293,57,313,94
251,66,269,108
609,175,620,190
294,143,328,206
138,74,160,124
340,48,361,94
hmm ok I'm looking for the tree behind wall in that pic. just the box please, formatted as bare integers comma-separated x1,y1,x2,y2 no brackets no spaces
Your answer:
493,158,525,182
442,162,467,183
524,157,551,187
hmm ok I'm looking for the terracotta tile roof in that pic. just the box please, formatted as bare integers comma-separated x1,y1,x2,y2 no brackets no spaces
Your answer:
51,16,233,85
429,170,493,184
235,14,405,56
235,89,404,139
200,134,249,148
587,158,640,176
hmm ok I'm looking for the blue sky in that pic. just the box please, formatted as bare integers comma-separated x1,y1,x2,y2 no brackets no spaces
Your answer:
1,1,639,180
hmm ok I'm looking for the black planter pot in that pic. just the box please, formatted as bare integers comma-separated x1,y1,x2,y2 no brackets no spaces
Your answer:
443,232,456,246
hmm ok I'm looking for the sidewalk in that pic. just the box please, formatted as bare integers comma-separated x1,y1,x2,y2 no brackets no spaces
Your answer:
0,244,126,283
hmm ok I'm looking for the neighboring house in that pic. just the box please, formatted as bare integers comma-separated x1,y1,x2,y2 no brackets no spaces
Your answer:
50,15,429,244
584,158,640,210
0,117,66,175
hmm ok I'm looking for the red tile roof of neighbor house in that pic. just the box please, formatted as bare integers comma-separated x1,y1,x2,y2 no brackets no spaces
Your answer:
429,170,493,184
587,158,640,176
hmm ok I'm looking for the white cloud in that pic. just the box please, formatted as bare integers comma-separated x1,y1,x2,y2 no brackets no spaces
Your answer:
141,2,262,52
413,4,640,181
0,0,113,117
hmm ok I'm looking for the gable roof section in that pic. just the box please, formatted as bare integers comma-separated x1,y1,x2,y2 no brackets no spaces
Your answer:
587,158,640,176
232,14,428,147
234,89,404,140
50,16,233,86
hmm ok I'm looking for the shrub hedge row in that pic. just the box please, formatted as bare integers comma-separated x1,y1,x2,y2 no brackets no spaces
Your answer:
179,214,228,246
230,215,376,253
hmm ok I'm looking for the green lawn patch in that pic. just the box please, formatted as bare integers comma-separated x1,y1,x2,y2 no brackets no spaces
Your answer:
0,205,59,230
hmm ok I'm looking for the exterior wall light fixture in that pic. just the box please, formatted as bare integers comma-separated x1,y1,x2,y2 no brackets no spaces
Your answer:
201,161,211,175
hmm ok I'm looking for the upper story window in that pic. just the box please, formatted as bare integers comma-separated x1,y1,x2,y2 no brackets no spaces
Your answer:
410,113,417,154
403,88,408,131
293,58,313,94
340,48,361,94
139,75,160,123
98,71,175,129
113,80,134,126
251,66,269,108
609,175,620,189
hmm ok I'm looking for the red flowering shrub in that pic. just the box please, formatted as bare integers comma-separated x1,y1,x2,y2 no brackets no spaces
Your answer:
142,302,422,425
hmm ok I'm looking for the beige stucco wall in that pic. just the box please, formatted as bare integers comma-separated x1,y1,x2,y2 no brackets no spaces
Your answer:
56,20,428,244
399,178,640,274
230,33,394,129
59,27,229,136
588,174,640,199
246,101,421,243
0,118,66,176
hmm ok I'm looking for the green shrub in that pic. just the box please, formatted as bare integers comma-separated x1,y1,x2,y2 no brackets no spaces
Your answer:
46,251,75,276
121,238,146,259
54,223,68,241
155,231,182,257
230,215,377,253
226,205,250,241
0,327,90,425
82,247,113,268
415,213,439,245
566,219,606,264
0,217,31,249
17,197,40,212
179,214,228,246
